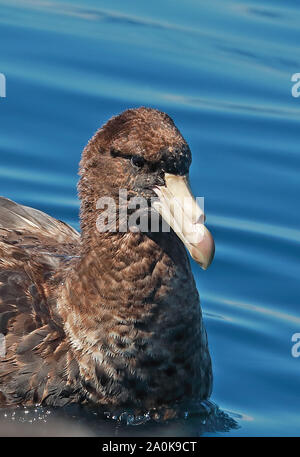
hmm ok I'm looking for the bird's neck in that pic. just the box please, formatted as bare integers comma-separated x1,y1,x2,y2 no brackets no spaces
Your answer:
58,223,196,347
60,228,190,321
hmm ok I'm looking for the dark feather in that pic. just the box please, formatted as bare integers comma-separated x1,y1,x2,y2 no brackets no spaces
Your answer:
0,198,82,407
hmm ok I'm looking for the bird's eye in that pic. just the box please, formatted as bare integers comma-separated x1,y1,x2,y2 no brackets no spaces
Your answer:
131,156,145,169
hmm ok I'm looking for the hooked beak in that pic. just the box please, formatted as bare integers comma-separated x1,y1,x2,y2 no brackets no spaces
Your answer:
152,173,215,269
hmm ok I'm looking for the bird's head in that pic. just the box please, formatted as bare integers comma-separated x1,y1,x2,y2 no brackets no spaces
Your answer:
79,107,214,269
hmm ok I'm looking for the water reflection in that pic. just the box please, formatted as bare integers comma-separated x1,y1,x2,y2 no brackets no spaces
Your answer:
0,404,238,437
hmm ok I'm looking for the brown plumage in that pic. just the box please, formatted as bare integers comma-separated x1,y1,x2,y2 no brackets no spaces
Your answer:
0,107,214,417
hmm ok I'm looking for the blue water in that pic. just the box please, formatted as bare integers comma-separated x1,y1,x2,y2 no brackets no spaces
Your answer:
0,0,300,437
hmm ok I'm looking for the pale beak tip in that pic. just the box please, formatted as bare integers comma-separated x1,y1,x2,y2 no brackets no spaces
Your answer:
203,229,215,270
191,226,215,270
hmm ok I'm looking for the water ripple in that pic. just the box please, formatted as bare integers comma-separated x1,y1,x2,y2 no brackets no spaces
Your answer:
205,293,300,326
209,214,300,244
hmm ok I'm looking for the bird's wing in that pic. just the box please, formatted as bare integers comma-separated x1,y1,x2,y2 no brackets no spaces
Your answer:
0,196,79,241
0,197,82,407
